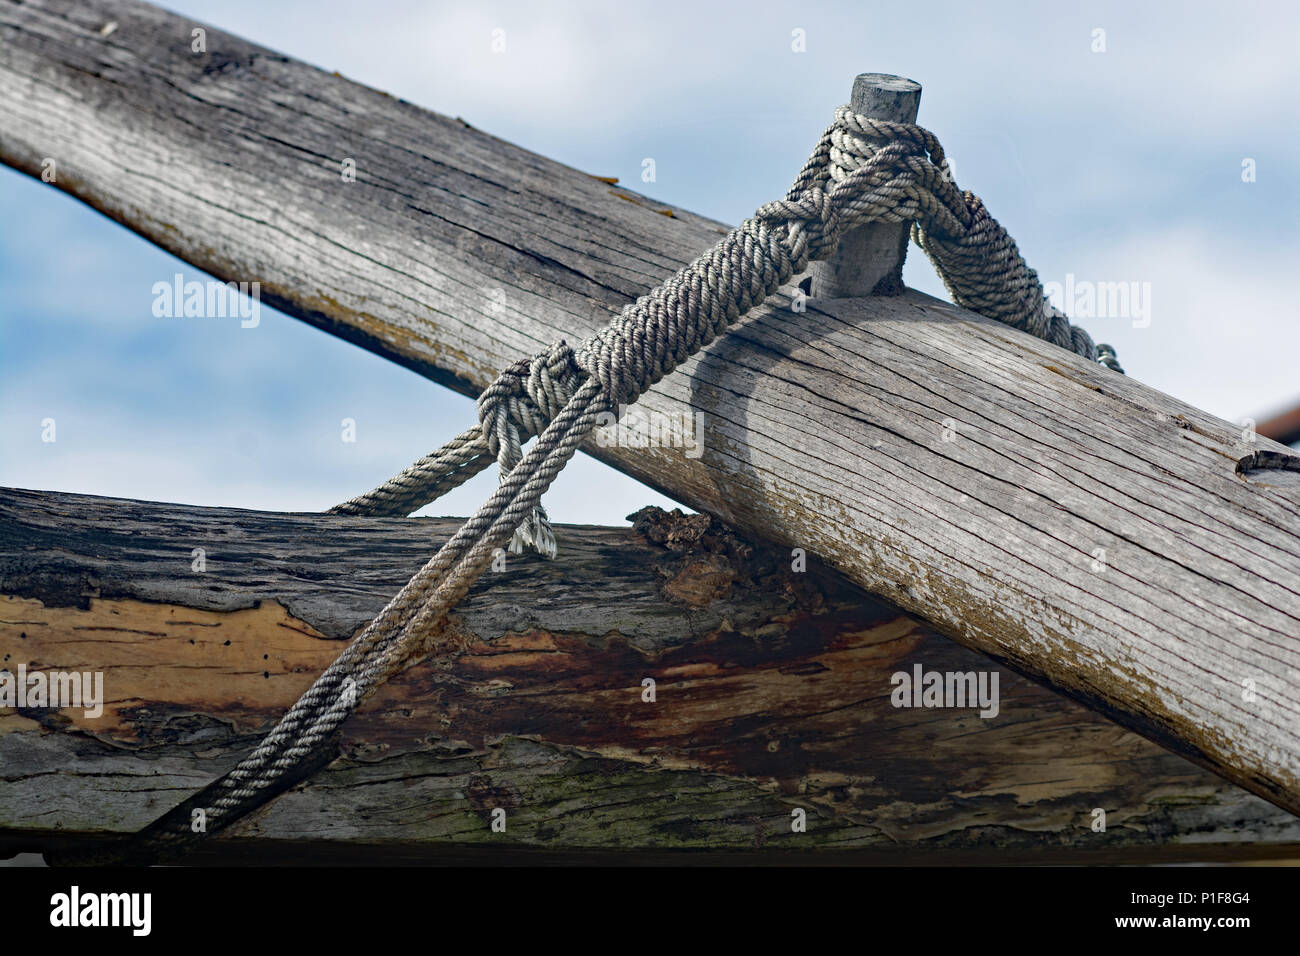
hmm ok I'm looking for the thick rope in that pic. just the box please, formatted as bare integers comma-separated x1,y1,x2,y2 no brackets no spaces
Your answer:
59,107,1121,865
330,425,491,518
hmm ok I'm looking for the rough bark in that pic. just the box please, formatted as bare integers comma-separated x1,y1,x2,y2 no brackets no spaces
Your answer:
1,0,1298,818
1,488,1297,863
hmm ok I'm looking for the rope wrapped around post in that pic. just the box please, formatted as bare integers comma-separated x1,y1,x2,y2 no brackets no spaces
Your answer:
54,104,1122,865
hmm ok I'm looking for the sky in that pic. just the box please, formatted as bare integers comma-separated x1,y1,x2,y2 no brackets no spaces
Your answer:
2,0,1298,524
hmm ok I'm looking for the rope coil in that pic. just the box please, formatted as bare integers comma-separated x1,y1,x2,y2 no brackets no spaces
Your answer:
60,105,1122,865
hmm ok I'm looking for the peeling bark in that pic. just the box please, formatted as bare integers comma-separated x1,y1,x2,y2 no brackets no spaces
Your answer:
1,489,1297,862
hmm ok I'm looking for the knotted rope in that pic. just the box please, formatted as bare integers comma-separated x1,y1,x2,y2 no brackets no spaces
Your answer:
61,106,1121,865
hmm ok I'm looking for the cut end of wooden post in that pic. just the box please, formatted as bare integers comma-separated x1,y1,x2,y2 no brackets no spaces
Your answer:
851,73,922,122
805,73,922,299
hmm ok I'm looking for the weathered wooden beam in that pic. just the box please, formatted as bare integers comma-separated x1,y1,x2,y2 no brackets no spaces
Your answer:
3,488,1297,863
1,0,1298,818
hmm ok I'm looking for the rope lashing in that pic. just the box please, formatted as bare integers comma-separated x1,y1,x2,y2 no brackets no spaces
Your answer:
65,106,1122,865
331,340,587,556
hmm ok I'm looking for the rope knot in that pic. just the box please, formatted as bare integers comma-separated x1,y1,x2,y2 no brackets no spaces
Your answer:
827,109,938,183
475,340,586,558
477,341,584,459
122,99,1132,866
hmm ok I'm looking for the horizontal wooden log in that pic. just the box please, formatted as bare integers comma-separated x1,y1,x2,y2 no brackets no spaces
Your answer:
1,0,1298,820
2,488,1298,863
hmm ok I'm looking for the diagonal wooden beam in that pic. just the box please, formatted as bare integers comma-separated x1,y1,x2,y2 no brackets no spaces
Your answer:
1,0,1298,818
3,488,1298,863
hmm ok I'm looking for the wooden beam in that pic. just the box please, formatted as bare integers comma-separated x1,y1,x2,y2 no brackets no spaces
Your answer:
3,488,1297,863
1,0,1298,818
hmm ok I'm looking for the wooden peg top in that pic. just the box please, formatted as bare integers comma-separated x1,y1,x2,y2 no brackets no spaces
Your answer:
806,73,922,298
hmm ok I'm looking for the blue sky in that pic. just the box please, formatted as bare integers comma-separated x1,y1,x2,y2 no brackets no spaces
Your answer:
2,0,1298,522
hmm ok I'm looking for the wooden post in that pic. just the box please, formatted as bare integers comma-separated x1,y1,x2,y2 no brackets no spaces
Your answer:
806,72,922,298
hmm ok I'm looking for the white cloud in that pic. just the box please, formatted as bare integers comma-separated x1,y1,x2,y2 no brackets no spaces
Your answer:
1064,224,1300,421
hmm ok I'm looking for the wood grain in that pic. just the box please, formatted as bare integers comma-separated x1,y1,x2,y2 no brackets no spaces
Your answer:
2,488,1297,863
0,0,1297,817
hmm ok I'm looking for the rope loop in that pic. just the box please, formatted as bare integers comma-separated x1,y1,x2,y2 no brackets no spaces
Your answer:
476,340,585,468
475,339,586,557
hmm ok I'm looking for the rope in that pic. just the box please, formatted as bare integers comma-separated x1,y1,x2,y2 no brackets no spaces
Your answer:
56,106,1121,865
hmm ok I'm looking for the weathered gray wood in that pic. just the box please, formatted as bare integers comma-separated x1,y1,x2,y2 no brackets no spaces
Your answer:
3,487,1298,863
806,72,922,297
1,0,1298,817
